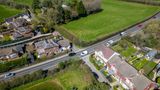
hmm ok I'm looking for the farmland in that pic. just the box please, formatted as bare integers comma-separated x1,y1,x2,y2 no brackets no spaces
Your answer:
62,0,160,42
0,5,22,22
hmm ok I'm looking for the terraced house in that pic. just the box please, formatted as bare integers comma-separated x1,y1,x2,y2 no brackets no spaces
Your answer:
94,45,156,90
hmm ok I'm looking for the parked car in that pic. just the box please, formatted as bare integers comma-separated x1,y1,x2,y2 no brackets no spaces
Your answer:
4,72,16,78
68,52,76,56
80,50,88,56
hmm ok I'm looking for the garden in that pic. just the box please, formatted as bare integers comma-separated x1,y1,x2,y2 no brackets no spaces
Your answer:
112,39,157,79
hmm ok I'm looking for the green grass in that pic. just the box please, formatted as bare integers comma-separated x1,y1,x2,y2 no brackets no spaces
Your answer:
112,40,137,57
133,59,148,70
0,5,22,22
25,80,63,90
13,61,110,90
142,61,157,75
12,0,33,6
62,0,160,42
89,55,104,70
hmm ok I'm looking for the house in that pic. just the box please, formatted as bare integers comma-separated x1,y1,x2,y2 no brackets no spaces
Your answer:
12,44,26,56
94,45,119,64
11,32,23,40
57,39,70,51
145,50,157,60
0,48,19,60
94,45,154,90
34,39,59,58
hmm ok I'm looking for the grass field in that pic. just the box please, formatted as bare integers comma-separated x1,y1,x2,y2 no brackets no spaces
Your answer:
13,61,110,90
62,0,160,42
0,5,22,22
12,0,33,6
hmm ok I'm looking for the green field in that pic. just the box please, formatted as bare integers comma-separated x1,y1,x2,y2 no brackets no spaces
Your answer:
0,5,22,22
62,0,160,42
13,61,110,90
12,0,33,6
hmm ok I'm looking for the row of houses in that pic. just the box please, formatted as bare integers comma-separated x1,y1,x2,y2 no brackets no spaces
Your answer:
0,31,71,61
94,45,156,90
0,13,33,42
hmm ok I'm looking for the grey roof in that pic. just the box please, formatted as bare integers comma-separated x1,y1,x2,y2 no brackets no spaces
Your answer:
13,44,24,53
145,50,157,59
34,40,54,49
57,39,70,47
108,56,152,90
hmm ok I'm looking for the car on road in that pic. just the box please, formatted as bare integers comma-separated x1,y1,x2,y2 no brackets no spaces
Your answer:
105,40,114,47
80,50,88,56
120,32,126,36
68,52,76,56
138,24,143,28
4,72,16,78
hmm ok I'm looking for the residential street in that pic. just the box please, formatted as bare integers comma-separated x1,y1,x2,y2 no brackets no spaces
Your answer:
0,12,160,82
81,55,108,83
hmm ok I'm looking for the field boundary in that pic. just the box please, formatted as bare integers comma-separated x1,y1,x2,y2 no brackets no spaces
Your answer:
121,0,160,6
56,11,160,47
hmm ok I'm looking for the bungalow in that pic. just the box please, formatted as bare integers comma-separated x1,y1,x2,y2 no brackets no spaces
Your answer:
94,45,154,90
0,48,19,60
57,39,70,51
34,39,59,58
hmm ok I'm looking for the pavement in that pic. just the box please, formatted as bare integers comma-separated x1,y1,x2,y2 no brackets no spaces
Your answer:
81,55,109,83
0,12,160,82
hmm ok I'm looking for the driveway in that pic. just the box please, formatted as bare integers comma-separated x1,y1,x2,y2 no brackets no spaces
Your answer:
81,55,108,83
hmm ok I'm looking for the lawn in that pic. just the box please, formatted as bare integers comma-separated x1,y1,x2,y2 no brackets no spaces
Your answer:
12,0,33,6
112,40,137,57
62,0,160,42
0,5,22,22
13,61,110,90
142,61,157,75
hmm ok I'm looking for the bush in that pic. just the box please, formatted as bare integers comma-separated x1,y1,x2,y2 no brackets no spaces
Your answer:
0,54,28,73
0,70,45,90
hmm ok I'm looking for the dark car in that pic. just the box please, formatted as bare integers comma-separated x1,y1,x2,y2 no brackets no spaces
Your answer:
68,53,76,56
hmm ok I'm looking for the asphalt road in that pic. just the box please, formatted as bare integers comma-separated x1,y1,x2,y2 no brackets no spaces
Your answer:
0,12,160,81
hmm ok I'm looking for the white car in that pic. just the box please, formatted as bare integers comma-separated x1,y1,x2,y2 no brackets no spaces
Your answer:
80,50,88,56
4,72,16,78
108,40,114,44
105,40,114,47
120,32,126,36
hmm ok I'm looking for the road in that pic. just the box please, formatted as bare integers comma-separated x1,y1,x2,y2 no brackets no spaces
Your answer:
0,12,160,81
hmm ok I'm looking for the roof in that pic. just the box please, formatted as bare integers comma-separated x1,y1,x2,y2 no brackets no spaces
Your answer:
34,39,56,49
13,44,24,53
108,56,152,90
95,45,115,60
146,50,157,57
57,39,70,47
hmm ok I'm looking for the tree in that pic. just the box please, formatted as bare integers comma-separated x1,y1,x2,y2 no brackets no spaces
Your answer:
58,62,66,69
77,0,87,17
32,0,40,12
